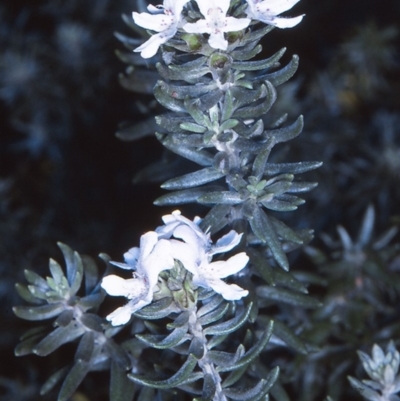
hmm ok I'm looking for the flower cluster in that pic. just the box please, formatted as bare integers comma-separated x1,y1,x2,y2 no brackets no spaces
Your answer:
132,0,304,57
101,210,249,325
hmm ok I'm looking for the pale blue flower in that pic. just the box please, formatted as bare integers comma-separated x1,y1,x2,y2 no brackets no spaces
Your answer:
183,0,251,50
132,0,190,58
245,0,304,28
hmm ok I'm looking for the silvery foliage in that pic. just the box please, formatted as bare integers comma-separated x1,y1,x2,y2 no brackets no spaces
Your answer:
13,1,326,400
349,341,400,401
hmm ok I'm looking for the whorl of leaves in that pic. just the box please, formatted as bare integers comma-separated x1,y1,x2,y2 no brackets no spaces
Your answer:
13,243,133,401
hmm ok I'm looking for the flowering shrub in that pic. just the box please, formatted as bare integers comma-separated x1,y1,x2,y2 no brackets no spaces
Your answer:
10,0,400,400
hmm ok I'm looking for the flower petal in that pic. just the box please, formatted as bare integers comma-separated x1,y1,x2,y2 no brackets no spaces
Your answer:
132,12,174,32
209,32,228,50
266,14,304,28
256,0,301,15
205,252,249,278
169,240,200,275
101,275,146,298
223,17,251,33
197,276,248,300
212,230,243,255
106,298,151,325
143,239,175,287
134,33,166,58
124,247,140,266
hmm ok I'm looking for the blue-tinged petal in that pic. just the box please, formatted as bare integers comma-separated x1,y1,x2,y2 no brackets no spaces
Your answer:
212,230,243,255
257,0,301,15
266,15,304,28
123,247,140,267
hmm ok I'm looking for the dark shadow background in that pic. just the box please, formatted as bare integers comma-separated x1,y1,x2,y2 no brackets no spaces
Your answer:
1,0,399,399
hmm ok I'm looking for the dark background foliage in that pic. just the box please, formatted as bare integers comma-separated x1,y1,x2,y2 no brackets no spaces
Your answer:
1,0,399,400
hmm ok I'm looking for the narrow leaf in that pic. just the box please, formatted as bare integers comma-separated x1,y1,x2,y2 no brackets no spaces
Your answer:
128,355,198,389
110,360,136,401
204,303,253,336
161,167,225,190
33,321,85,356
256,286,321,308
13,303,65,321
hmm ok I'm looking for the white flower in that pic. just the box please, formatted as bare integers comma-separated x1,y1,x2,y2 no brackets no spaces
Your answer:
158,210,249,300
245,0,304,29
132,0,189,58
101,231,174,325
183,0,251,50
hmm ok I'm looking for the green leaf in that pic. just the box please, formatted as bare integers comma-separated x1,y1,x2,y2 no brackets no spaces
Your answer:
264,161,323,175
231,44,262,61
161,167,225,190
247,248,275,286
33,321,85,356
221,322,274,372
348,377,381,401
185,98,212,128
15,283,43,304
223,368,279,401
154,187,220,206
82,255,100,294
221,90,234,121
207,350,240,368
198,302,230,326
160,80,216,100
198,191,243,205
104,340,131,369
201,373,217,401
128,354,198,389
75,332,94,362
197,294,224,318
262,318,307,354
269,215,303,245
180,122,207,133
57,243,83,296
199,204,230,234
204,303,253,336
136,326,189,349
157,58,209,81
110,360,136,401
246,205,289,271
252,138,275,180
157,133,213,166
40,366,69,396
256,286,321,308
263,115,303,144
234,82,277,119
49,259,66,285
13,303,65,321
232,48,286,71
154,82,186,113
134,297,176,320
222,363,248,388
287,181,319,193
24,269,48,288
15,331,46,356
79,313,104,332
55,310,74,327
260,55,299,86
58,360,91,401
